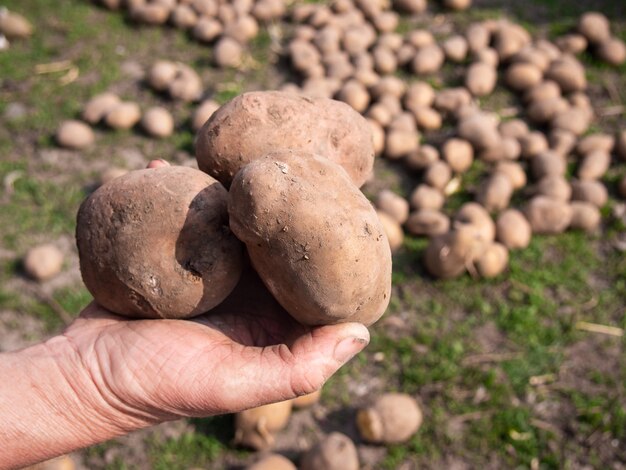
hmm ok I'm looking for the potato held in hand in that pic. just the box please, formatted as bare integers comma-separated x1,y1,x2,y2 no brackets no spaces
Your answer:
196,91,375,188
76,166,243,319
228,151,392,326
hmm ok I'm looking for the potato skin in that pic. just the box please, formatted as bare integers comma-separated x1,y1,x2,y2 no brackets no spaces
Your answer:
228,150,392,326
196,91,375,188
76,166,243,319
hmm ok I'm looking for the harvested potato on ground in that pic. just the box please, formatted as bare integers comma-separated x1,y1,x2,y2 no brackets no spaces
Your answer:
454,202,496,244
571,179,608,207
147,60,178,92
465,62,497,96
406,145,439,171
551,107,590,136
385,129,419,159
82,92,121,124
475,242,509,278
444,0,472,10
424,161,452,190
480,137,520,163
496,209,531,249
192,99,220,132
505,62,543,91
377,211,404,253
495,161,526,190
367,118,386,155
0,9,33,39
405,210,450,238
434,88,472,115
443,35,469,62
170,5,198,29
229,151,391,326
56,120,95,150
549,129,577,157
23,244,64,281
337,79,370,113
196,91,375,188
424,225,487,279
248,454,296,470
393,0,427,13
76,166,243,319
214,36,243,68
578,150,611,180
524,80,561,104
576,134,615,155
104,102,141,130
130,3,170,25
376,190,409,224
526,97,569,125
411,44,445,75
520,131,549,159
409,184,445,210
474,47,499,67
235,400,293,450
545,58,587,93
466,23,490,53
100,167,128,186
141,106,174,138
168,63,203,102
442,138,474,173
357,393,422,444
292,389,322,408
524,196,573,234
477,173,513,212
458,112,501,150
578,12,611,44
531,151,567,179
411,106,442,131
193,16,223,42
301,432,359,470
499,119,529,140
535,175,572,201
403,81,435,109
596,37,626,65
555,33,588,54
569,201,601,232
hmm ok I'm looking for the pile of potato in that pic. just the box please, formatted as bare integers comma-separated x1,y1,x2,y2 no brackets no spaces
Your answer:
93,0,286,67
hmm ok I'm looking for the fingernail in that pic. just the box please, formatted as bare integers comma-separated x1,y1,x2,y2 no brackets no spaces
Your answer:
334,336,369,363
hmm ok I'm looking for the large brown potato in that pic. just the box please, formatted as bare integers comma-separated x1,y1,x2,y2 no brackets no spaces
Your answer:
76,166,243,319
228,150,392,326
196,91,375,188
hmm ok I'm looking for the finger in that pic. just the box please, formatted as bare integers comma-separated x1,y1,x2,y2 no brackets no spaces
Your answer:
146,159,170,169
189,322,370,413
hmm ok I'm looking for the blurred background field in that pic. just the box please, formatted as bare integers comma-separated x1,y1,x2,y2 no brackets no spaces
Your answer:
0,0,625,468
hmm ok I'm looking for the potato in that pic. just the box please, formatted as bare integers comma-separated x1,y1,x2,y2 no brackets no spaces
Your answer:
551,107,590,136
443,0,472,10
301,433,359,470
434,88,472,115
56,120,95,150
409,184,445,210
505,63,543,91
524,196,573,234
141,106,174,138
357,393,422,444
407,29,434,48
252,0,286,22
405,210,450,238
576,134,615,156
535,175,572,201
555,34,588,54
531,151,566,179
454,202,496,244
545,58,587,93
442,138,474,173
549,129,577,157
596,37,626,66
292,389,322,409
424,226,481,278
495,161,526,190
393,0,427,13
148,60,178,91
225,16,259,44
493,22,531,60
520,131,549,159
337,79,370,113
370,76,406,100
569,201,601,232
524,80,561,104
192,0,218,16
248,454,296,470
571,179,608,207
406,145,439,171
105,102,141,130
100,167,128,186
619,175,626,198
228,151,391,326
130,4,170,25
477,173,513,212
385,129,419,159
235,400,293,450
475,243,509,278
82,92,121,124
373,11,399,33
465,62,497,96
367,118,386,155
411,44,445,75
76,166,243,319
0,10,33,39
578,150,610,180
372,46,397,74
578,12,611,45
170,5,198,29
499,119,529,140
192,17,222,42
465,23,489,53
424,161,452,190
458,113,501,150
479,137,519,163
389,112,417,133
214,37,243,68
192,99,220,132
443,35,469,62
496,209,531,249
526,97,569,125
196,91,375,188
473,47,499,67
23,244,64,281
376,190,409,224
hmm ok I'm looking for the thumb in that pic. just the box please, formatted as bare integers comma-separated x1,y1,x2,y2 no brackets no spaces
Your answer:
208,322,370,412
